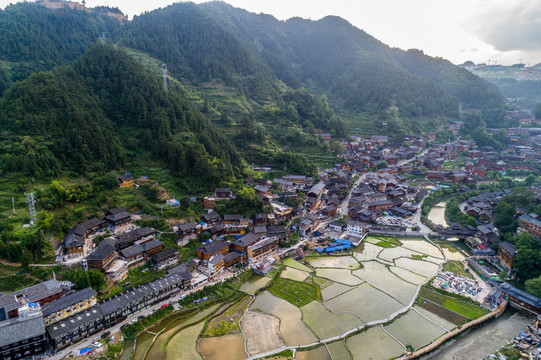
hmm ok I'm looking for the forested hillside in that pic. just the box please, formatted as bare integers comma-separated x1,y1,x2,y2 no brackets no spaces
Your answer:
198,2,504,125
0,44,243,190
0,1,124,94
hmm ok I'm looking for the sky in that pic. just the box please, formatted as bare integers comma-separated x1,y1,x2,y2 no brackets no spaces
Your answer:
2,0,541,66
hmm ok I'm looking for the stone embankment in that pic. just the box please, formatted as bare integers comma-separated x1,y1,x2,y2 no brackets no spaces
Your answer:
399,300,508,359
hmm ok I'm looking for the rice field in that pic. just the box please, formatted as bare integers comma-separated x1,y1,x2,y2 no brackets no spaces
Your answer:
197,333,246,360
283,258,312,272
165,322,205,360
280,266,310,282
352,262,418,305
239,275,271,294
315,268,364,286
327,340,351,360
413,306,456,331
353,242,383,262
321,282,353,301
401,240,444,259
307,256,361,269
384,310,447,350
389,266,427,285
240,310,284,356
377,246,424,263
295,346,331,360
324,283,403,322
301,301,364,339
250,291,318,346
395,258,440,278
346,326,404,360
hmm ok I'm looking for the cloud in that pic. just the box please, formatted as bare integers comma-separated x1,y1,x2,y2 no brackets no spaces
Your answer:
473,0,541,51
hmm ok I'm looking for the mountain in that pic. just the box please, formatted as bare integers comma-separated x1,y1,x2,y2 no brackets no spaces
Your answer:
0,44,243,191
193,2,504,124
0,1,125,94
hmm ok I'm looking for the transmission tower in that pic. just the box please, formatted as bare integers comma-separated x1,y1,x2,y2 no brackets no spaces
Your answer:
162,64,168,94
101,32,107,44
25,192,37,226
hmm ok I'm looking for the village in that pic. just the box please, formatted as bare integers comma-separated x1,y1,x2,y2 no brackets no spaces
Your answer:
1,106,541,360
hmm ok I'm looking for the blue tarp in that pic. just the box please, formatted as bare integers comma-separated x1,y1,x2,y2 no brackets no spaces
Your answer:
316,247,324,253
234,235,243,239
335,239,352,246
325,244,350,252
80,348,92,355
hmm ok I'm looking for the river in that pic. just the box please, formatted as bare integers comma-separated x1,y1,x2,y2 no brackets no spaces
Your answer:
424,309,535,360
427,201,449,228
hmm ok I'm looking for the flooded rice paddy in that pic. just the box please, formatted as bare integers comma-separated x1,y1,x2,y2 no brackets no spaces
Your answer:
295,345,331,360
346,326,404,360
384,310,447,350
239,274,271,294
324,283,403,322
280,266,310,282
129,236,505,360
307,255,361,269
321,282,353,301
251,291,317,346
198,333,246,360
327,340,351,359
315,268,364,285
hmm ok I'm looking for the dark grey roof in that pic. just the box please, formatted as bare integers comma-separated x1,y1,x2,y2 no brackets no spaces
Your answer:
86,238,117,261
151,248,178,262
500,241,517,256
0,280,63,313
248,237,278,252
202,211,220,222
106,211,132,222
179,221,197,232
233,234,258,248
224,214,242,221
210,253,225,265
107,206,127,215
0,315,46,347
267,226,286,236
42,287,97,317
224,252,242,263
209,224,224,234
142,239,163,252
198,240,229,255
79,217,106,231
64,227,84,249
47,307,103,339
116,227,155,246
120,244,144,259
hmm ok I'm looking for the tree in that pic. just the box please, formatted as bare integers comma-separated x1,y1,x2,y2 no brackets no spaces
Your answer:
526,276,541,298
377,161,388,169
330,141,344,154
525,174,536,186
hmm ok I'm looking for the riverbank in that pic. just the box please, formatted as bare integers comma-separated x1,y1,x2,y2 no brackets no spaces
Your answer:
424,308,535,360
400,300,508,359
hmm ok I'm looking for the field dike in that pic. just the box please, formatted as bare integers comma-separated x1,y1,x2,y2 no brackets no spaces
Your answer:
246,236,448,360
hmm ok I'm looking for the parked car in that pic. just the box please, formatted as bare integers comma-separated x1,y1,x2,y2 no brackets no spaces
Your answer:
101,331,111,339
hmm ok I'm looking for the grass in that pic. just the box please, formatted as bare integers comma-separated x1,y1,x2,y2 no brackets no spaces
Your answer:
412,254,428,260
366,236,403,248
282,258,312,272
312,276,333,289
419,287,489,320
375,241,396,248
202,296,251,337
268,278,319,308
165,322,206,360
442,260,474,279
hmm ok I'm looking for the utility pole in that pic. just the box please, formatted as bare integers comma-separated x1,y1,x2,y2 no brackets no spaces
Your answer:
12,197,15,214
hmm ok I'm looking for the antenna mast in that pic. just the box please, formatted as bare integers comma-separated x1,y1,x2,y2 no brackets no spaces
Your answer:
25,192,37,226
162,64,168,94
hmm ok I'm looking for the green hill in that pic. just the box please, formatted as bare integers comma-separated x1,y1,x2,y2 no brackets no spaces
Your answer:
0,44,243,191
